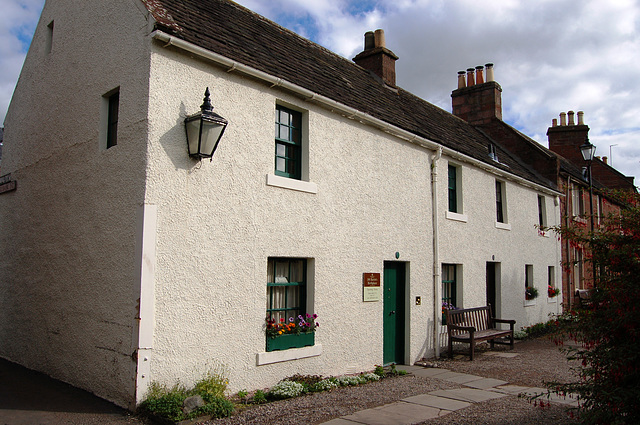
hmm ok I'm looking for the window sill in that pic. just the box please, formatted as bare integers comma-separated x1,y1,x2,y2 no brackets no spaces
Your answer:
495,222,511,231
547,297,558,304
524,298,536,307
572,216,587,224
266,174,317,194
256,344,322,365
446,211,468,222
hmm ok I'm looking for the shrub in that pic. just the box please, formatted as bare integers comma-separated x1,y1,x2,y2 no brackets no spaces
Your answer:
547,190,640,424
268,380,306,399
252,389,267,404
138,367,234,422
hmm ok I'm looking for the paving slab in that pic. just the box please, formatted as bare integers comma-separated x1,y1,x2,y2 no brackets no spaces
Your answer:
490,384,533,395
402,393,471,411
400,365,427,374
432,371,471,380
341,401,442,425
408,368,451,378
319,419,360,425
464,377,509,389
482,352,519,358
429,388,507,403
443,374,485,384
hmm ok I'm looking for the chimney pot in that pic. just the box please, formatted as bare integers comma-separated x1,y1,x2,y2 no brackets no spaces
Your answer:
560,112,567,126
466,68,475,86
603,156,608,164
577,111,584,125
475,65,484,84
485,63,494,82
552,118,558,127
568,111,575,126
364,31,375,50
374,29,385,48
457,71,466,89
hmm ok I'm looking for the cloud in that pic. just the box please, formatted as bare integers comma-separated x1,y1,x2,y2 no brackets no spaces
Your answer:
0,0,44,126
2,0,639,183
235,0,640,182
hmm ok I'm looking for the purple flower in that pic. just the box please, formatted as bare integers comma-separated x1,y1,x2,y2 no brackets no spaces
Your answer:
312,314,318,319
298,315,303,320
289,317,295,322
315,322,319,327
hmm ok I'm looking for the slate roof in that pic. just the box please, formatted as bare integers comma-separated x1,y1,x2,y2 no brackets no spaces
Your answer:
143,0,556,190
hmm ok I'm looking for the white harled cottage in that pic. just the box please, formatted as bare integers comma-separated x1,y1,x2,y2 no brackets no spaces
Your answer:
0,0,561,409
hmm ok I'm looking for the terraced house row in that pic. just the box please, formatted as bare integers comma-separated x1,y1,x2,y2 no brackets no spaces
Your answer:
0,0,634,409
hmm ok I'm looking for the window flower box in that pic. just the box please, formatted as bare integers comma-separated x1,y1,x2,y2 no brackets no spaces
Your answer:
265,313,319,352
266,332,315,352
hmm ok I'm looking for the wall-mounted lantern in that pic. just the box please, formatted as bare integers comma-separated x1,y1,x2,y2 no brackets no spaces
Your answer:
184,87,228,160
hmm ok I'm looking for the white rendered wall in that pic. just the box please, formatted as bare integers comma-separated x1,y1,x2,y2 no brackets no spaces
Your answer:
438,157,561,334
0,0,154,409
143,46,435,397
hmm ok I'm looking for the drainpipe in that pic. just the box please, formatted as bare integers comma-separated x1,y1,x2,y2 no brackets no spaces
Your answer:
432,147,442,358
565,176,572,311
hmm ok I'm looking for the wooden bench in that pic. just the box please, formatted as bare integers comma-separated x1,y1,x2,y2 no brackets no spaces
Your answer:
445,305,515,360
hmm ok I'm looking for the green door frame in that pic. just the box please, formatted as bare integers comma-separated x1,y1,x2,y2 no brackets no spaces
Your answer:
383,261,406,365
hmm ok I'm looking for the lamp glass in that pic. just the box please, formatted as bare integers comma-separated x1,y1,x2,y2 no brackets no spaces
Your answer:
580,141,596,162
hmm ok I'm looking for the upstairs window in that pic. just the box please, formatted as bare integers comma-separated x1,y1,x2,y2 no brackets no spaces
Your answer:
572,185,585,217
448,164,461,213
101,88,120,149
275,105,301,180
46,21,54,54
537,195,547,227
496,180,507,223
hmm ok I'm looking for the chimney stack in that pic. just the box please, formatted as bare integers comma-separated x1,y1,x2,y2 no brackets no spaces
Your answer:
353,29,399,86
452,63,502,125
547,111,590,163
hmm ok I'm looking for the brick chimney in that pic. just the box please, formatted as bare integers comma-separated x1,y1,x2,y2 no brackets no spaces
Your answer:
547,111,590,163
353,29,398,86
451,63,502,125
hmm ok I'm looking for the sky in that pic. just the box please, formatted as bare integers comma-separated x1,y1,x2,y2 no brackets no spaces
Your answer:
2,0,640,183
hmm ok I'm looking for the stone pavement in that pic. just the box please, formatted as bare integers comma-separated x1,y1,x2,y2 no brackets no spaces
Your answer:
319,361,578,425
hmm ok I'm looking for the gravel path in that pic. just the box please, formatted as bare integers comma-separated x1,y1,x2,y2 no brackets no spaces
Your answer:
205,337,580,425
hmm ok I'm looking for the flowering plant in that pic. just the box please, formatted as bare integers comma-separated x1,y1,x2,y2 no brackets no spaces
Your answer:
441,301,458,315
266,313,319,338
525,286,539,300
548,285,560,298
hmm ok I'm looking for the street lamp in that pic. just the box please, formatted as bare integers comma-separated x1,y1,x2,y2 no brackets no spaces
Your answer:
580,137,596,232
184,88,228,161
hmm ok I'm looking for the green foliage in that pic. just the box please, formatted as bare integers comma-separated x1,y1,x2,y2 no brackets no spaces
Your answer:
374,365,385,377
138,367,233,422
138,383,188,422
252,389,267,404
520,319,558,339
193,396,234,418
548,190,640,424
193,367,229,401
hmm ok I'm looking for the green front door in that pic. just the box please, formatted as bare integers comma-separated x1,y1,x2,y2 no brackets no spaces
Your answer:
383,262,405,365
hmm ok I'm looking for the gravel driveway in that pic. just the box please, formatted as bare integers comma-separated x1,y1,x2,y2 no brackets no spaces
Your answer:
206,337,580,425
